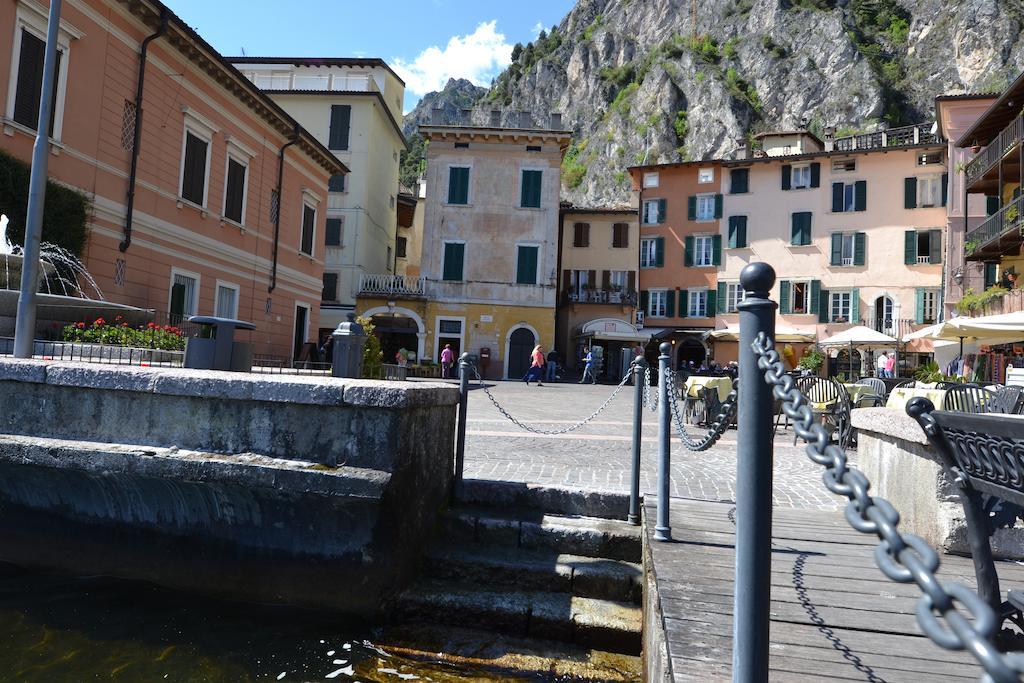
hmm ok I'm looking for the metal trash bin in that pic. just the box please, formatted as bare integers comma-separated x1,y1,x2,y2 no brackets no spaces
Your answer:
332,314,367,378
184,316,256,372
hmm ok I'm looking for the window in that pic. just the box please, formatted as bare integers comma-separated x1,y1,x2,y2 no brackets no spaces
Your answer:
439,319,462,335
526,145,541,152
917,176,942,207
643,199,665,224
917,151,943,166
783,162,820,190
573,222,590,247
442,241,465,281
223,156,247,224
121,100,136,151
917,288,940,324
609,270,628,290
520,170,542,208
725,283,745,313
905,229,942,265
649,290,667,318
832,158,856,172
300,204,316,256
454,142,469,149
269,189,280,224
698,168,715,183
328,174,346,192
840,233,854,265
11,27,64,136
396,236,407,258
169,269,199,323
328,104,351,150
831,181,866,213
693,236,714,266
640,238,662,268
180,131,210,206
727,216,748,248
643,172,660,188
729,168,749,194
790,212,812,246
695,195,716,221
792,165,811,189
569,269,590,297
515,244,539,284
788,282,810,314
325,218,342,246
612,222,629,248
830,232,866,266
322,273,338,302
448,166,470,204
688,290,708,318
830,291,852,323
215,281,239,318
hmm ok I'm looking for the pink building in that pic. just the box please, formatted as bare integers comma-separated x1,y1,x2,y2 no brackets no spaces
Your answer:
0,0,345,360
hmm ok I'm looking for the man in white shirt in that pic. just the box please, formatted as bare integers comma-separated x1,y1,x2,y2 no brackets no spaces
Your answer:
876,351,889,378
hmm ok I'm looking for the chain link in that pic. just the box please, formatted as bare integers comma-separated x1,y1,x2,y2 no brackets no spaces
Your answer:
752,331,1024,683
641,364,737,451
470,364,632,435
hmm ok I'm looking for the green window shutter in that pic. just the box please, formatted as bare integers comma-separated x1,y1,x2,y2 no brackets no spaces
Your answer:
328,104,351,150
779,280,791,314
712,234,722,266
855,180,867,211
854,232,866,266
687,195,697,221
705,290,716,317
666,289,676,318
731,168,748,194
985,262,998,289
791,213,800,245
737,216,747,247
941,173,948,207
683,236,694,267
717,282,727,313
443,242,465,280
850,288,860,323
832,182,844,213
792,212,811,245
658,198,667,223
676,290,686,318
915,288,925,324
830,233,843,266
516,245,538,284
655,237,665,267
714,193,723,219
817,288,829,323
904,230,916,264
781,165,792,190
520,170,542,208
640,290,649,313
904,177,917,209
810,162,821,188
810,280,822,316
448,167,469,204
929,229,942,264
728,216,738,248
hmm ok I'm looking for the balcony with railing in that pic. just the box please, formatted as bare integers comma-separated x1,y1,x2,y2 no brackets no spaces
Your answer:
562,288,638,306
357,274,426,298
244,72,378,93
831,123,941,153
963,111,1024,189
964,193,1024,261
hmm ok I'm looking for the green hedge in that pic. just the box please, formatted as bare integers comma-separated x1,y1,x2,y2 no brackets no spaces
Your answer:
0,150,90,256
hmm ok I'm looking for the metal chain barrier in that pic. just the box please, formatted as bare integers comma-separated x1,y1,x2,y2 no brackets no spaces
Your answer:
641,365,737,452
471,365,632,436
752,331,1024,683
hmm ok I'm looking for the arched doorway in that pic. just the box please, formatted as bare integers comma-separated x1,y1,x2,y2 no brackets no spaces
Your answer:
361,306,426,361
507,327,536,379
874,295,895,336
371,314,419,364
832,348,862,380
676,337,706,370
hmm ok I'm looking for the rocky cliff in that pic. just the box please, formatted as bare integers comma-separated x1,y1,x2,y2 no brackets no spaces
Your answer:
405,0,1024,206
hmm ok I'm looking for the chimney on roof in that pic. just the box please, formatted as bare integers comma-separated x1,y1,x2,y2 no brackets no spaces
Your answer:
431,107,444,125
823,126,835,152
549,112,562,129
735,137,749,160
518,111,533,129
460,108,472,125
490,109,501,127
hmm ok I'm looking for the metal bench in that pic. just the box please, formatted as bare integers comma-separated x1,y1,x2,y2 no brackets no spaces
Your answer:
908,397,1024,635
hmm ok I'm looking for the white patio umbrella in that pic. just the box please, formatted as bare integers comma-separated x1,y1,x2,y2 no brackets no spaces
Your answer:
928,311,1024,356
818,326,898,379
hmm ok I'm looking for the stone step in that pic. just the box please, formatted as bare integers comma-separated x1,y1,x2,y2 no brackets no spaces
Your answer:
457,479,631,520
440,506,642,562
393,579,642,655
422,543,642,603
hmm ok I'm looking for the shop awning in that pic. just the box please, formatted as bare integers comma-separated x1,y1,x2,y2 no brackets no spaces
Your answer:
576,317,652,343
649,327,714,339
582,330,653,342
707,324,814,343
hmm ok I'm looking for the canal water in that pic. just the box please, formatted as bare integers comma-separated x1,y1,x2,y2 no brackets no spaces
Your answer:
0,563,510,682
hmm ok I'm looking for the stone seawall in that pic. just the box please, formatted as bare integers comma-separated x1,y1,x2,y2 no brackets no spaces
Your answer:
0,359,459,616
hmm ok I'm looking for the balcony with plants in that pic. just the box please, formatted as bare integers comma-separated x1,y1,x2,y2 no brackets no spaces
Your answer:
964,193,1024,261
562,285,638,306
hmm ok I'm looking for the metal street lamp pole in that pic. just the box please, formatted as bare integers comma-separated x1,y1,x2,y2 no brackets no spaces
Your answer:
13,0,63,358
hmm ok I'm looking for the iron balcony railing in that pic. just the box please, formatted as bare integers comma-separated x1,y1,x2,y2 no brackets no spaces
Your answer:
964,111,1024,187
832,123,941,152
965,193,1024,258
563,288,638,306
862,317,938,340
357,273,426,298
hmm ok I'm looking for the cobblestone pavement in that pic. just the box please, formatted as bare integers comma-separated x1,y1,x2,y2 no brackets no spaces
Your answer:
455,377,843,511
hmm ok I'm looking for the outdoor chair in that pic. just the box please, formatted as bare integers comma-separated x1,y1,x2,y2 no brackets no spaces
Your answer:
908,399,1024,634
856,377,886,397
936,381,962,390
796,377,849,446
989,386,1024,415
699,386,723,427
943,384,991,414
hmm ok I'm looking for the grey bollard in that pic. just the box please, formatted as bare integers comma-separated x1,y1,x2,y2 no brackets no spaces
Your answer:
453,352,471,500
655,342,672,541
331,314,367,378
628,356,648,525
733,262,777,683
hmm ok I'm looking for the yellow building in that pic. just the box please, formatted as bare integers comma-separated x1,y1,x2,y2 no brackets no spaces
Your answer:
357,111,572,379
557,208,645,379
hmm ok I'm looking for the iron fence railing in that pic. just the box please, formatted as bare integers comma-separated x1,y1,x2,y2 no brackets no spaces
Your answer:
965,111,1024,187
357,273,426,297
832,123,941,152
0,337,184,367
563,288,638,306
965,193,1024,258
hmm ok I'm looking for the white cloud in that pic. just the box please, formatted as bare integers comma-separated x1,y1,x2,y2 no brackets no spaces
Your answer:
531,21,544,37
393,21,513,98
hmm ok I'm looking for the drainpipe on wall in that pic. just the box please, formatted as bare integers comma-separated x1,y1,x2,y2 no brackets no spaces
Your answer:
268,125,301,293
119,10,169,252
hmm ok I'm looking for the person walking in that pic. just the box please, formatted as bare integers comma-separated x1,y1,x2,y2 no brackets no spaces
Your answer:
579,346,596,384
885,351,897,379
546,348,559,383
876,351,888,378
440,343,454,379
523,344,545,386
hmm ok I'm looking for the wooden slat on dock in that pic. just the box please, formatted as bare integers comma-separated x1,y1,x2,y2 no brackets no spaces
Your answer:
645,497,1008,682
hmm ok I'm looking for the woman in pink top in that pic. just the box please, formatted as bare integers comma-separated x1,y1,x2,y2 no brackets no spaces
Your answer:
440,343,454,378
524,345,545,386
885,353,896,378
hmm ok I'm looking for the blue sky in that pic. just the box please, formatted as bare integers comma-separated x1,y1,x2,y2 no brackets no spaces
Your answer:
169,0,577,112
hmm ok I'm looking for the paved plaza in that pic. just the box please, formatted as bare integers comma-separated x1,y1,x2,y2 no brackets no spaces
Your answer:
456,378,844,511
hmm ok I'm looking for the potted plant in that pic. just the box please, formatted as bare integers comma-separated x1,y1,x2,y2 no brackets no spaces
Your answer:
798,348,825,374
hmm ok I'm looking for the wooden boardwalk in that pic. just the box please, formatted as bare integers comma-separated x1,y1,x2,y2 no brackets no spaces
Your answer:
644,497,1024,682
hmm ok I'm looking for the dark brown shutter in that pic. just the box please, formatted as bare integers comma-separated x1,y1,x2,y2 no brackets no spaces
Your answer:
301,205,315,254
563,269,571,294
13,30,45,128
574,222,590,247
224,158,246,222
328,105,351,150
602,270,611,289
627,270,636,290
182,133,208,204
588,270,596,286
